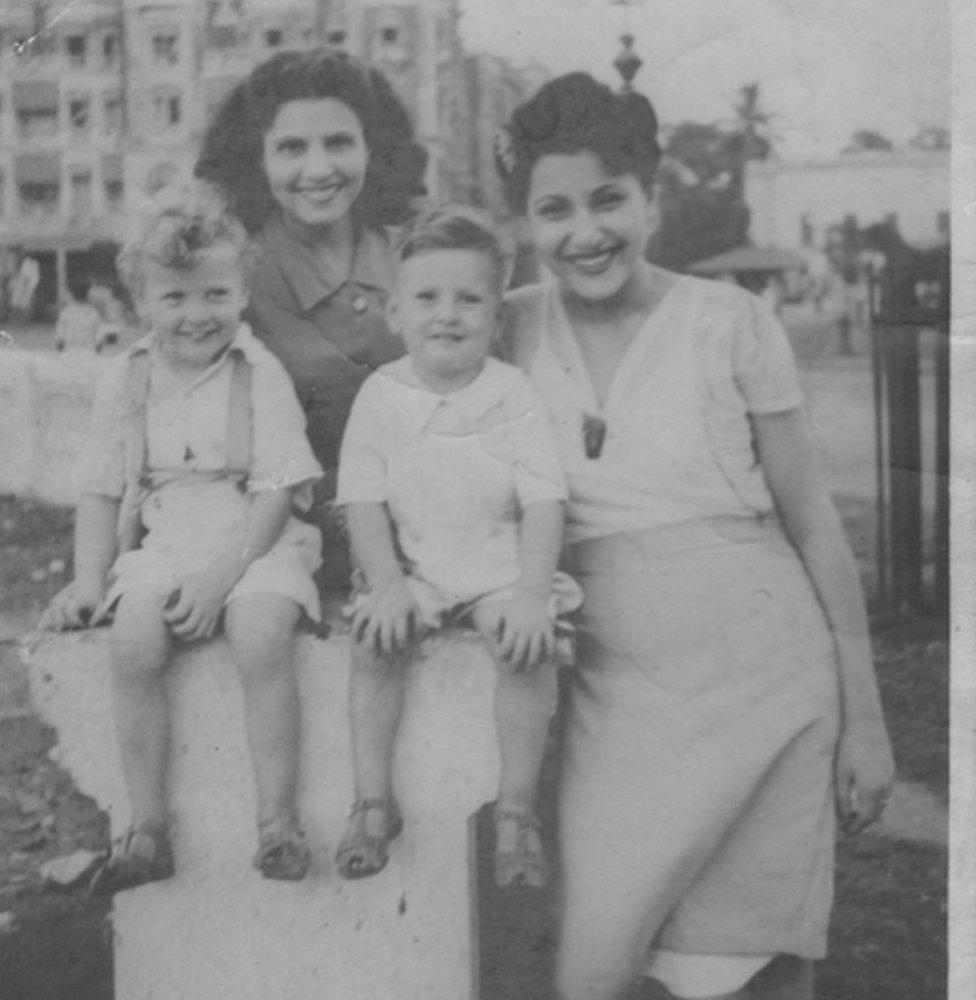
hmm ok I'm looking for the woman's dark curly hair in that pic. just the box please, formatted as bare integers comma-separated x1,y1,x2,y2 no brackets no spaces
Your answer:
195,49,428,234
495,72,661,215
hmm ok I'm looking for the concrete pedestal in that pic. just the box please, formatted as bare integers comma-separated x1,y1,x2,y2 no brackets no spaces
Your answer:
28,629,501,1000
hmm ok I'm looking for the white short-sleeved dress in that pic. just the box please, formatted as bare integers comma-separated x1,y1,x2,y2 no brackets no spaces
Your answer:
78,325,323,621
506,276,840,999
336,356,581,626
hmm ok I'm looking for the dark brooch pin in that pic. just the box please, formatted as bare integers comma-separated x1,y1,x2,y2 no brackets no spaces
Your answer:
582,413,607,459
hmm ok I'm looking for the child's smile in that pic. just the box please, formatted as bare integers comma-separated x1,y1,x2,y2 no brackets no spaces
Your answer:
137,243,247,372
389,249,501,393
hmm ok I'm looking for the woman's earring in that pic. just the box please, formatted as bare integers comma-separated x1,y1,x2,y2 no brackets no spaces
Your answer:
582,413,607,459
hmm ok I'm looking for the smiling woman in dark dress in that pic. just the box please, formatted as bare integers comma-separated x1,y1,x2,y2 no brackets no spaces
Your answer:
196,50,427,582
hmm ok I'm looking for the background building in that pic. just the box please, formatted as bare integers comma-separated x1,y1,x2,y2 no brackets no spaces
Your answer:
745,148,950,254
0,0,545,317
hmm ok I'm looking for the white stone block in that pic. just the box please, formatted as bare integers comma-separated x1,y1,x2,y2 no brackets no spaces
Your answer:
28,629,502,1000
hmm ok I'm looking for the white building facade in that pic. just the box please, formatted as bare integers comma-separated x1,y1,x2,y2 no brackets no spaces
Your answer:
745,149,950,252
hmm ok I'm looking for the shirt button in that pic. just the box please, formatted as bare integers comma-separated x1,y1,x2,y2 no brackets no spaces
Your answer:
352,295,368,314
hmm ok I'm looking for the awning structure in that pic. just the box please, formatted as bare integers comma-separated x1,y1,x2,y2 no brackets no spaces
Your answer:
14,153,61,186
11,79,59,112
689,245,809,275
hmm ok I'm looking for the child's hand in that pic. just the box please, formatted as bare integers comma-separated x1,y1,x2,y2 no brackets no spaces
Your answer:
38,580,110,631
162,572,230,643
486,597,555,673
835,719,896,835
351,578,422,657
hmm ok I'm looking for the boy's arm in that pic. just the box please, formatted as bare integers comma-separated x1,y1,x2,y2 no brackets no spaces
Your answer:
492,499,564,670
345,501,420,654
40,493,119,630
164,488,294,640
752,408,895,833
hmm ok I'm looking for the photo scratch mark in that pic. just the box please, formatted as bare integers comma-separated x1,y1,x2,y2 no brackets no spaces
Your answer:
12,0,85,54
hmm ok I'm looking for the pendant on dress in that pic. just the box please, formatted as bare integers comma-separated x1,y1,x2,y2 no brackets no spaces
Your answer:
582,413,607,459
352,295,368,315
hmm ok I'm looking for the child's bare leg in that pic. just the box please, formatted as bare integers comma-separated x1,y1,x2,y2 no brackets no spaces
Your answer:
472,602,557,809
223,594,302,825
472,602,557,886
335,639,411,878
349,639,410,806
109,585,173,830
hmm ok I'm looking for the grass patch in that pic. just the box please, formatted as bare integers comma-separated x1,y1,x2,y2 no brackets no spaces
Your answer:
819,835,946,1000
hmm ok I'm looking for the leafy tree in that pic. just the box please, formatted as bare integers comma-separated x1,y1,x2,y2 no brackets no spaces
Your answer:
650,84,772,271
844,129,894,153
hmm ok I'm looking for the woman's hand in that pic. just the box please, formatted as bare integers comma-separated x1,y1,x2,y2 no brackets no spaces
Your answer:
483,596,555,673
351,578,422,657
38,579,111,631
162,571,231,643
834,718,896,834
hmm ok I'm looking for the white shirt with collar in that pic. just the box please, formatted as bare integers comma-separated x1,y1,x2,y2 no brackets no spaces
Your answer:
337,356,567,603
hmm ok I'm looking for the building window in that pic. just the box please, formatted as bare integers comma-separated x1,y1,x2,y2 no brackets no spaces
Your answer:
152,91,182,129
17,107,58,140
103,34,118,68
381,27,399,44
104,179,123,210
103,92,122,134
799,214,814,248
936,211,950,238
265,29,282,47
69,170,93,217
69,98,90,132
326,30,346,46
18,183,60,216
152,33,179,66
66,35,87,66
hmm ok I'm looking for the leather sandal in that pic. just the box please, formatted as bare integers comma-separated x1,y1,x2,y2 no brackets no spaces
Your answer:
89,824,175,896
254,814,311,881
335,798,404,880
494,803,549,889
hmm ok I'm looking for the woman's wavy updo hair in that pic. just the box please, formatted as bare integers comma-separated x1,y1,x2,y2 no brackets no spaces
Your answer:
496,72,661,215
195,48,428,234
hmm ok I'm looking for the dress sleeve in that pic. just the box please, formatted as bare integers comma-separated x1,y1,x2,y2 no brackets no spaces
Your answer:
334,377,389,506
75,361,126,499
509,376,568,508
247,352,323,510
731,293,803,414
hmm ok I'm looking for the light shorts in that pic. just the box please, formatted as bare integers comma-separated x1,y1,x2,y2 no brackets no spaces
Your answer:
345,569,583,665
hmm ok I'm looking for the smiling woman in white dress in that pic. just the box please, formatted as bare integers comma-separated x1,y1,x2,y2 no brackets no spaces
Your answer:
496,73,895,1000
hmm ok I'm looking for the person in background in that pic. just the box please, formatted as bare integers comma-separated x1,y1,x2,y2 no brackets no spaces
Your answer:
196,48,428,588
497,72,894,1000
55,279,102,353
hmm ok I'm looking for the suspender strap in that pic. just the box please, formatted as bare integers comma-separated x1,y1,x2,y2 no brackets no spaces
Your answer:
117,352,151,553
115,348,253,553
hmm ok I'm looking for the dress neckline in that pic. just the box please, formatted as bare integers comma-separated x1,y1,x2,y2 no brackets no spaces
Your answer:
548,275,687,421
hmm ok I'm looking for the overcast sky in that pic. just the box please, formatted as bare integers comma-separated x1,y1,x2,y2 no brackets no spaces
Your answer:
457,0,951,158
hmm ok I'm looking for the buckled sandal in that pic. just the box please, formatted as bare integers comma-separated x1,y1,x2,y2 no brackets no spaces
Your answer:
254,814,311,881
89,824,175,896
494,803,549,889
335,797,404,880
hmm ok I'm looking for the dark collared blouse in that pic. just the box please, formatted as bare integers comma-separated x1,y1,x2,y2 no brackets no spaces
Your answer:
245,213,405,498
